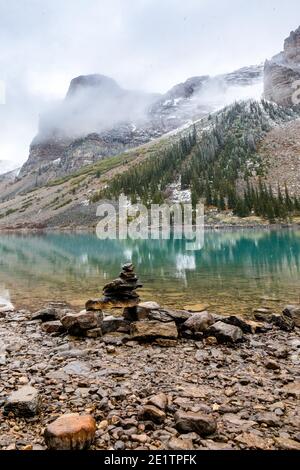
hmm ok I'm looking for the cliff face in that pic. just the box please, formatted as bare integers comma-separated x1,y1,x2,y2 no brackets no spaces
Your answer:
19,66,263,181
264,26,300,106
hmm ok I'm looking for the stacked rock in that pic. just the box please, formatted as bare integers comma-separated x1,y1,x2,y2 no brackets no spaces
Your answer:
86,263,142,311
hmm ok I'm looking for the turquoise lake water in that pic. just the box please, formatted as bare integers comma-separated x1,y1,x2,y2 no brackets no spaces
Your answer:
0,229,299,316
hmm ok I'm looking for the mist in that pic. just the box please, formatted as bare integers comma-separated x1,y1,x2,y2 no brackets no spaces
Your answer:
1,0,300,168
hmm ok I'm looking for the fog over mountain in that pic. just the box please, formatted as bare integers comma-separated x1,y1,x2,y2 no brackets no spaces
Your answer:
0,0,300,169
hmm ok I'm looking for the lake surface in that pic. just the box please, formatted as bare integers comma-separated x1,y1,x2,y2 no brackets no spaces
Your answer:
0,229,299,316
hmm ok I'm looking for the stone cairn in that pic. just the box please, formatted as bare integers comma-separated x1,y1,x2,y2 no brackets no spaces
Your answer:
86,263,142,311
34,261,299,343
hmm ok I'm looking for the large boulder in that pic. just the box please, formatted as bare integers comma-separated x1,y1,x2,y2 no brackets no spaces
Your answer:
44,413,96,450
60,311,103,336
183,311,215,332
206,321,243,343
130,321,178,340
4,386,40,417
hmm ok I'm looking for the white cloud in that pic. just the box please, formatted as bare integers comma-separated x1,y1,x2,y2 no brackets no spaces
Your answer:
0,0,299,166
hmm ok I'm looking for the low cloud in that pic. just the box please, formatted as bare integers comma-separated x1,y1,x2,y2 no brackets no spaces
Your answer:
0,0,299,167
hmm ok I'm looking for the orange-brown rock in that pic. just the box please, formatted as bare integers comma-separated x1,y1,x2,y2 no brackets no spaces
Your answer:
44,413,96,450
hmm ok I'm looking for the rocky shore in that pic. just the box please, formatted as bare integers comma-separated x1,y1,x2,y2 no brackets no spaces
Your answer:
0,265,299,451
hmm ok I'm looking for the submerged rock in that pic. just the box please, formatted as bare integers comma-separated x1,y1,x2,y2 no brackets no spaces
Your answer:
183,303,209,313
4,385,40,417
44,413,96,450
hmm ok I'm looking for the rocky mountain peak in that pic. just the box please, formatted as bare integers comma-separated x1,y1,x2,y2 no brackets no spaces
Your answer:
65,74,121,99
264,25,300,106
284,26,300,64
19,65,263,182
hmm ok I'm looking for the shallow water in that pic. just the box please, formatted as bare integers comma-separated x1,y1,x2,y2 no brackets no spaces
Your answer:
0,229,299,316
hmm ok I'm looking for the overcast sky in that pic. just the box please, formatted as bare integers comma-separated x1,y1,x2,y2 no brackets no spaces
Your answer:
0,0,300,166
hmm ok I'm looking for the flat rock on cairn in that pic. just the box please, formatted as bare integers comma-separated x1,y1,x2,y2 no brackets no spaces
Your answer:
44,413,96,450
86,263,142,310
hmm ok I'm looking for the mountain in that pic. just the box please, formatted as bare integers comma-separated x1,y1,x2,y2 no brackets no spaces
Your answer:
19,65,263,183
1,98,299,230
264,25,300,106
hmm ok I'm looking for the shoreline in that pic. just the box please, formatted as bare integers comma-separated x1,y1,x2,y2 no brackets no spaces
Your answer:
0,300,299,451
0,221,299,234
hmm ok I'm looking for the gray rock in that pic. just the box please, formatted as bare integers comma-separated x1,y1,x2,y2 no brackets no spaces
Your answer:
221,315,265,334
270,314,295,332
61,311,103,336
0,353,6,365
183,311,215,332
283,305,300,328
206,321,243,343
63,361,91,376
32,307,59,322
4,386,40,417
58,348,89,358
136,301,161,319
101,316,130,334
